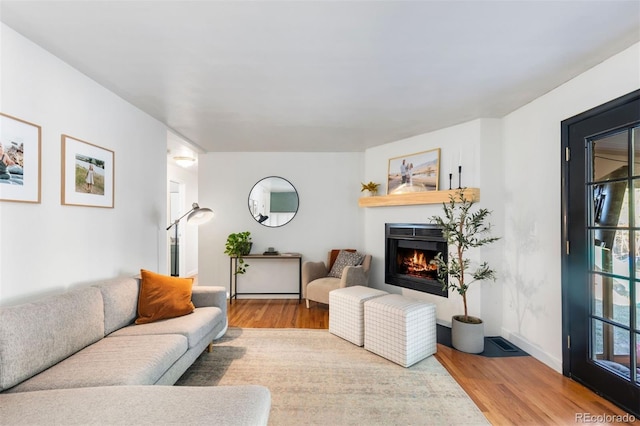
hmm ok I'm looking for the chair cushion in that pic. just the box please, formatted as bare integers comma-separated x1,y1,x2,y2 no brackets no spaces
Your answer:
328,250,363,278
306,277,341,305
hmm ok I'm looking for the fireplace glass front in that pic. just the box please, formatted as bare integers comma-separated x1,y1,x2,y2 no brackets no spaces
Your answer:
385,223,448,297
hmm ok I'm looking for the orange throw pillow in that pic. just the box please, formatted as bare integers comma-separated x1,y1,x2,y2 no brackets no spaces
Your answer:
135,269,195,324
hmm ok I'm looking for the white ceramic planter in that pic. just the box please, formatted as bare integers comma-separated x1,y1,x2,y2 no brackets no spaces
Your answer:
451,315,484,354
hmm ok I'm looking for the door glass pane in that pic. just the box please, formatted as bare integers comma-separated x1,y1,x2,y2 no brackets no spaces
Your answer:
592,274,630,326
593,273,603,316
636,282,640,333
613,230,631,276
637,332,640,384
592,181,629,229
635,230,640,278
592,131,629,182
633,127,639,177
614,279,630,327
591,230,630,276
592,319,631,380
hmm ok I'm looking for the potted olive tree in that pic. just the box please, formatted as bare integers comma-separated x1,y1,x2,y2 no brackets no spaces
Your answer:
224,231,252,275
430,189,499,353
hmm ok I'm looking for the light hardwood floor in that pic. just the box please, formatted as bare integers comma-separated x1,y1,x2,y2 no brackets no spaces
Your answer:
227,299,637,426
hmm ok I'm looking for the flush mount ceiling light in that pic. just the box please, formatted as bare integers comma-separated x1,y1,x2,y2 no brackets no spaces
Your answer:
174,156,196,168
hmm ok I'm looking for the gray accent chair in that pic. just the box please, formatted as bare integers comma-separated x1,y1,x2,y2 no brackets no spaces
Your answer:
303,249,372,308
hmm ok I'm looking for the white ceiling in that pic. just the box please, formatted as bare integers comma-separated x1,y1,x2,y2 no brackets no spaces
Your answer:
1,0,639,153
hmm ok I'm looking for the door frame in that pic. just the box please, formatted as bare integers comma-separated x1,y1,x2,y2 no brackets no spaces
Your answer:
561,89,640,412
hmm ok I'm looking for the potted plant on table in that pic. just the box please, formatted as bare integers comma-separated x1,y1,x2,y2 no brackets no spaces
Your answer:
224,231,252,275
430,188,499,354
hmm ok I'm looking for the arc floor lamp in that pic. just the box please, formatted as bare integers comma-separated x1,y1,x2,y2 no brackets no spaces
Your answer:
167,202,214,277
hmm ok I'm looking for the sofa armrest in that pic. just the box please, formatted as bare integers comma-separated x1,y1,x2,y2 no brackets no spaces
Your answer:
191,286,227,316
340,265,368,288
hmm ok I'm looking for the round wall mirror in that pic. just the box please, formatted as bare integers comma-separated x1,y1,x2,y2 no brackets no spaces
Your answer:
248,176,299,227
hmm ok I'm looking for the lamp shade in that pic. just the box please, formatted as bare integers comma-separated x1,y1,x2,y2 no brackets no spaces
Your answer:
187,203,214,225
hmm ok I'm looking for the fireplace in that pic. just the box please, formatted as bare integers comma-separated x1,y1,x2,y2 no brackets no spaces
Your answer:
385,223,448,297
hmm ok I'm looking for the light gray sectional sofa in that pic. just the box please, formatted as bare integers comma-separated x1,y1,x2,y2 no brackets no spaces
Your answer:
0,277,271,425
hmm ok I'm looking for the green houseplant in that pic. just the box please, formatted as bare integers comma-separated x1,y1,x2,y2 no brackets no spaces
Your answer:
430,188,499,353
224,231,252,275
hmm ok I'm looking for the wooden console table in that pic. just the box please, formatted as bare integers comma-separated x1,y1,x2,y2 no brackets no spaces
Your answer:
229,253,302,303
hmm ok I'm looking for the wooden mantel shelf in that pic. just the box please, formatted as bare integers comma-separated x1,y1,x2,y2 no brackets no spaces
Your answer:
358,188,480,207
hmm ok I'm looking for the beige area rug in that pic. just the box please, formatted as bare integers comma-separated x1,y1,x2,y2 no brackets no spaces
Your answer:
176,328,489,425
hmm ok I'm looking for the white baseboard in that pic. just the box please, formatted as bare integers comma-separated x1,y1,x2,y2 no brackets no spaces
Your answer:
501,327,562,373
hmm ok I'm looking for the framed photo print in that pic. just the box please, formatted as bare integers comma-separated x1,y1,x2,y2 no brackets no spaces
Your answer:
0,113,41,203
61,134,114,208
387,148,440,195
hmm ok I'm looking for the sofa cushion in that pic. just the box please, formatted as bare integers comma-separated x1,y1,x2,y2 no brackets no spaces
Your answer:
136,270,195,324
93,277,139,335
111,307,222,348
5,334,188,393
0,286,104,392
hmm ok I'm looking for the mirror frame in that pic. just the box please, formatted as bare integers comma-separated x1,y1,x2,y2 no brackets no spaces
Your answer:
248,176,299,227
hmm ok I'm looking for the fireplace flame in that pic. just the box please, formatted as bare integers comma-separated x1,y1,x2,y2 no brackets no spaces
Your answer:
405,250,437,275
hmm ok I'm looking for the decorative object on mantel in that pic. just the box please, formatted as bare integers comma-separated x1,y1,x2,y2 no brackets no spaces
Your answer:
224,231,252,275
360,181,380,196
387,148,440,195
358,187,480,208
430,188,499,354
0,113,41,203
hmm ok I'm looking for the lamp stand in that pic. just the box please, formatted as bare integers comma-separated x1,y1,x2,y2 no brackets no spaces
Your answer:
172,221,180,277
166,202,214,277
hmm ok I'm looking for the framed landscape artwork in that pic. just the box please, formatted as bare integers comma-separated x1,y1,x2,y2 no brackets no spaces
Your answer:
61,134,114,208
0,113,42,203
387,148,440,195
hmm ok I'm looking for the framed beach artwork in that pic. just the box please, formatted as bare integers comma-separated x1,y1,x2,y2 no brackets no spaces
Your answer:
387,148,440,195
0,113,42,203
61,134,114,208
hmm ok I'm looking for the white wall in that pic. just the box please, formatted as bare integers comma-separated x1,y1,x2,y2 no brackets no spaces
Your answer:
167,160,199,277
363,42,640,374
0,24,168,305
2,18,637,374
500,42,640,372
198,152,364,292
363,119,505,334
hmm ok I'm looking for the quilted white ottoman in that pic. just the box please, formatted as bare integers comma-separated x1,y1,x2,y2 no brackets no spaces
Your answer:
329,286,388,346
364,294,437,367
